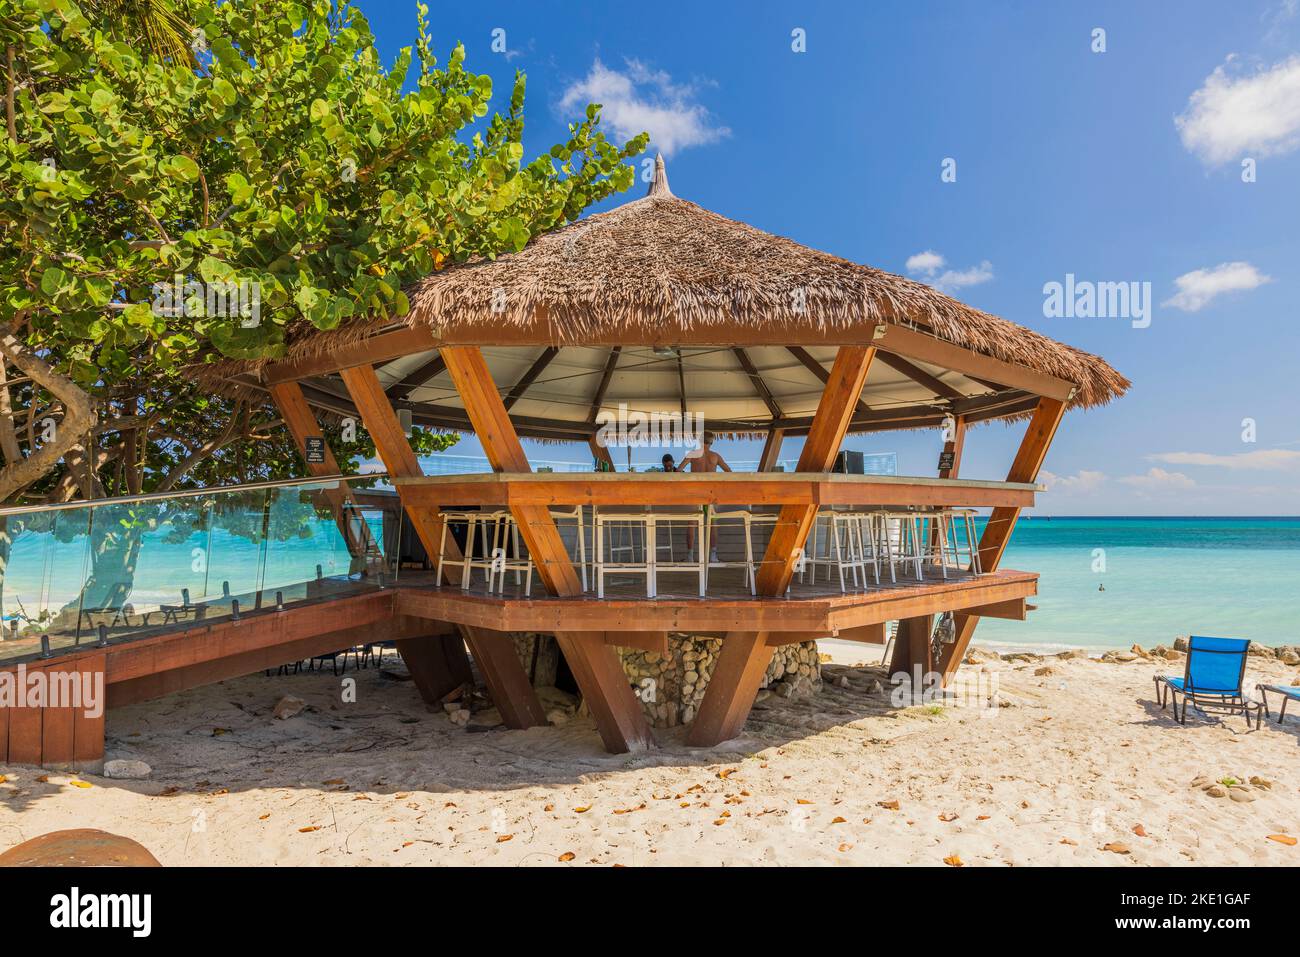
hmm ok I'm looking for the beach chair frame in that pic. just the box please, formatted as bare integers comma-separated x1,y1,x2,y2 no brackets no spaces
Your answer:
1256,683,1300,726
1153,636,1254,728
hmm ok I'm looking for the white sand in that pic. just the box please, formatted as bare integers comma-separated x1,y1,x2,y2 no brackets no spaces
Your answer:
2,644,1297,866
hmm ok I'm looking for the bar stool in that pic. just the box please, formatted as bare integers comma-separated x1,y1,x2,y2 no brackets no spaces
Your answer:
919,508,982,577
913,508,957,581
949,508,983,575
488,506,592,596
802,507,867,593
652,506,707,597
594,507,656,598
706,507,769,596
875,510,925,582
548,505,589,591
844,510,883,587
488,513,534,597
436,508,507,589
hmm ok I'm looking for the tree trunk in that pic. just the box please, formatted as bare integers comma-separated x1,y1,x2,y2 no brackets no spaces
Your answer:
0,334,96,503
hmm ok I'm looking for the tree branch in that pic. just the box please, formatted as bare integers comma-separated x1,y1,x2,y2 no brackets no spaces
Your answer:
0,333,96,502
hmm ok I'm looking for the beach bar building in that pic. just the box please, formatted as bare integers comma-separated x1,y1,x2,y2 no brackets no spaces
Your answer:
0,158,1126,766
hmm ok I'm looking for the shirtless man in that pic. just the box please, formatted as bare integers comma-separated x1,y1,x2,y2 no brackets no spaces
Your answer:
685,432,729,561
686,432,731,473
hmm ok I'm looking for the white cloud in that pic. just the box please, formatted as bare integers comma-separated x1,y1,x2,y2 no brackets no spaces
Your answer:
905,250,993,293
905,250,945,274
1149,449,1300,470
1175,55,1300,165
559,59,729,156
1161,261,1272,312
1118,468,1196,490
935,261,994,292
1040,469,1108,493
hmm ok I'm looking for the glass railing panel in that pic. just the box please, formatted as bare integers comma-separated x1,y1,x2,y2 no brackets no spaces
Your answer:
262,480,386,608
0,473,393,666
95,494,217,640
200,487,273,615
0,504,94,659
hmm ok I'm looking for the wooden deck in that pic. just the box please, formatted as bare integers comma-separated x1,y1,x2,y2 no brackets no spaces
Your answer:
0,566,1036,769
391,567,1037,636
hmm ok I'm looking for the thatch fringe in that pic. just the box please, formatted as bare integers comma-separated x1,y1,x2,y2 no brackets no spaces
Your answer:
201,186,1128,415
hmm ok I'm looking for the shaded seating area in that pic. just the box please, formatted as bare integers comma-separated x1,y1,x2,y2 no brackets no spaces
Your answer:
194,155,1128,755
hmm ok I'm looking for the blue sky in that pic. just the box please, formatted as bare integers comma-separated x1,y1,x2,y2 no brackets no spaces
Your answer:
358,0,1300,515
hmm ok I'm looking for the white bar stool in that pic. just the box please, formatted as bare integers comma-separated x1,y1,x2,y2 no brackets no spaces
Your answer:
707,507,765,595
876,510,925,582
930,508,982,576
802,507,863,593
436,508,507,589
845,510,883,586
594,508,656,598
547,505,589,591
487,513,534,596
651,506,707,597
912,509,956,580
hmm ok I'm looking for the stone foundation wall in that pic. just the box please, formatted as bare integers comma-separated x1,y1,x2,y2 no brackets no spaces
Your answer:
618,635,822,728
510,632,822,728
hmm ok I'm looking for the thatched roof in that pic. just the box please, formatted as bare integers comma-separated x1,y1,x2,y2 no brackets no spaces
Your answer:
208,155,1127,440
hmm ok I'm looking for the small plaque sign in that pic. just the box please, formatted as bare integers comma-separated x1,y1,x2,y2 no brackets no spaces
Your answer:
937,450,956,472
305,436,327,465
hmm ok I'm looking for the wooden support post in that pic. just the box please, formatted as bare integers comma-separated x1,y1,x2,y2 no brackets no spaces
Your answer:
395,632,474,706
928,413,967,559
589,435,615,471
887,614,935,701
938,414,967,480
268,380,372,564
688,345,876,747
938,398,1067,683
755,346,877,597
338,363,547,729
758,428,784,472
440,346,654,753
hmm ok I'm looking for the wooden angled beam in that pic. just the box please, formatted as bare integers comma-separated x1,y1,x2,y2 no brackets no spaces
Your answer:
758,427,784,472
755,345,877,595
440,345,655,753
339,362,547,730
689,345,877,747
267,381,376,572
733,347,782,418
938,397,1067,683
386,352,447,401
872,324,1075,403
503,347,559,410
876,350,965,401
586,346,622,426
938,414,967,479
786,346,872,416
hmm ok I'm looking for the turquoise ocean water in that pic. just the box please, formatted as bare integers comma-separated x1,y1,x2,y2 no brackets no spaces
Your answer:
3,515,1297,651
980,517,1300,651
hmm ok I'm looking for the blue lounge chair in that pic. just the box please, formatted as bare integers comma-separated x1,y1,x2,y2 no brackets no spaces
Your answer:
1153,636,1255,727
1256,683,1300,725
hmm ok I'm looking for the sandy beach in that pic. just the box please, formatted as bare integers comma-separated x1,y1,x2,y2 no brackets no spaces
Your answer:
1,642,1296,867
